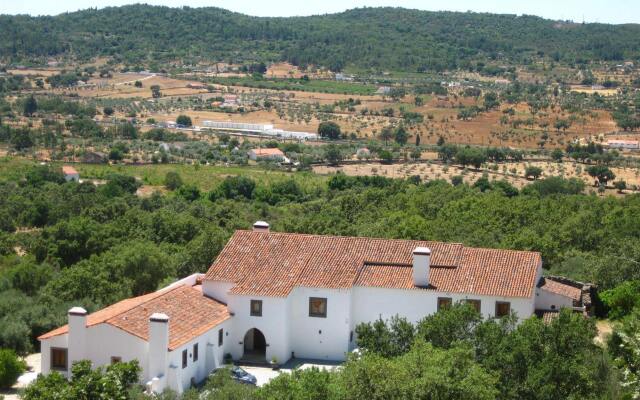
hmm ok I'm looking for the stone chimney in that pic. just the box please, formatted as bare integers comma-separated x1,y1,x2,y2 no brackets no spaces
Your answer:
68,307,87,367
148,313,169,385
253,221,270,233
412,247,431,287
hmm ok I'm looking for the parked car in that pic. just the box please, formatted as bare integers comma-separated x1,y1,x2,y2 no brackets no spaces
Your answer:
230,366,257,385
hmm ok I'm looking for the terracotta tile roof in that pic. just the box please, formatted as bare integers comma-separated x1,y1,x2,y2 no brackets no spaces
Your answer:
205,230,541,298
250,148,284,157
39,286,230,350
62,166,78,175
536,310,559,324
538,278,582,301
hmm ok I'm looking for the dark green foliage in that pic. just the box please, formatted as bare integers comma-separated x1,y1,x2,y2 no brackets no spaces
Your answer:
2,6,639,70
176,115,192,127
600,281,640,319
354,306,619,400
524,166,543,180
587,165,616,185
318,121,341,140
22,359,140,400
214,176,256,200
165,171,183,190
23,95,37,117
393,126,408,145
324,144,343,165
0,348,26,389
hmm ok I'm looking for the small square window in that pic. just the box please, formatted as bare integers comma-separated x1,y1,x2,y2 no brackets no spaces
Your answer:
309,297,327,318
182,349,188,369
437,297,452,311
465,299,482,313
495,301,511,318
218,328,224,346
250,300,263,317
110,356,122,364
193,343,199,362
51,348,67,371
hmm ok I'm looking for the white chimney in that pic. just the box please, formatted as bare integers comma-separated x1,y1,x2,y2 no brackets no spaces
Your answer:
148,313,169,385
68,307,87,368
412,247,431,287
253,221,270,232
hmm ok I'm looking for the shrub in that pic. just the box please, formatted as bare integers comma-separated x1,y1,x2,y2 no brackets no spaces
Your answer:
0,349,26,389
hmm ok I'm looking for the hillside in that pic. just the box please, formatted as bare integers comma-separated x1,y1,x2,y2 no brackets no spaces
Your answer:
1,5,640,71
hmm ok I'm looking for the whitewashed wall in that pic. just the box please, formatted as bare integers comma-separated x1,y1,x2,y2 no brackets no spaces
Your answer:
535,287,574,311
225,295,290,364
351,286,535,329
288,287,352,361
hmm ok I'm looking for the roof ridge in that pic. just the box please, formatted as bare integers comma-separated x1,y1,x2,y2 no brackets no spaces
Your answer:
236,229,465,247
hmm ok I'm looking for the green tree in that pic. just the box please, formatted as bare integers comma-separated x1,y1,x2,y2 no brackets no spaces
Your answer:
23,95,38,117
551,148,564,162
164,171,183,190
318,121,341,140
0,349,26,389
525,165,543,180
150,84,161,98
176,115,192,127
324,144,343,165
586,165,615,185
103,106,114,116
393,126,409,145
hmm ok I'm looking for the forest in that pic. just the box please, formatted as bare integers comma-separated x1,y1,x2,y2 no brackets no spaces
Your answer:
1,5,640,71
1,160,639,398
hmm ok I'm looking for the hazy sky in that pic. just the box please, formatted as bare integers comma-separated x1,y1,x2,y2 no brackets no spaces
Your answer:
2,0,639,24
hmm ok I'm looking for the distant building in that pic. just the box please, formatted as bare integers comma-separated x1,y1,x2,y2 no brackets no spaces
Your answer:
248,148,285,161
607,139,639,150
356,148,371,158
335,73,354,81
62,166,79,182
376,86,392,95
82,152,107,164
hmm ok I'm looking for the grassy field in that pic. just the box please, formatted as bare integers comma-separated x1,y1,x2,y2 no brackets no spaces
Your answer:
0,157,327,193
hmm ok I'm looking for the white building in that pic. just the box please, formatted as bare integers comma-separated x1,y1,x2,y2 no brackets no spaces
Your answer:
39,222,587,394
247,148,286,162
62,166,79,182
607,139,639,150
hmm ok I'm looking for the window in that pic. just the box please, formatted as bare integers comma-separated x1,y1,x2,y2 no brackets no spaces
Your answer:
110,356,121,364
250,300,263,317
465,299,482,313
349,331,353,343
495,301,511,318
51,348,67,371
193,344,199,362
182,349,188,369
218,328,224,346
309,297,327,318
437,297,452,311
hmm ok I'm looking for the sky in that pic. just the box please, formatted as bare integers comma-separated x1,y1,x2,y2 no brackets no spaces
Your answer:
1,0,639,24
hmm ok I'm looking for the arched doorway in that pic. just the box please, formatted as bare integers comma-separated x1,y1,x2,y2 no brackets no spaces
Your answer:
242,328,266,362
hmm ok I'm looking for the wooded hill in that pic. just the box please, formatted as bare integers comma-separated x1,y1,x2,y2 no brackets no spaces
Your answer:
1,5,640,72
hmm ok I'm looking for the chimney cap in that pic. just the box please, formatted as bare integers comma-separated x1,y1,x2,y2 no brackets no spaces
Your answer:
68,306,87,316
413,247,432,255
150,313,169,323
253,221,270,230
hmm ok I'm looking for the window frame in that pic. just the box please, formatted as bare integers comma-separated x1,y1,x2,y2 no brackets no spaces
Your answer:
495,301,511,318
250,300,263,317
51,347,68,371
218,328,224,346
308,297,327,318
437,297,452,311
193,343,199,362
182,349,188,369
465,299,482,313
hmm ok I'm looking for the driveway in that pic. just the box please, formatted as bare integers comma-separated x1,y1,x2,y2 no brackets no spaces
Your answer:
239,359,342,387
